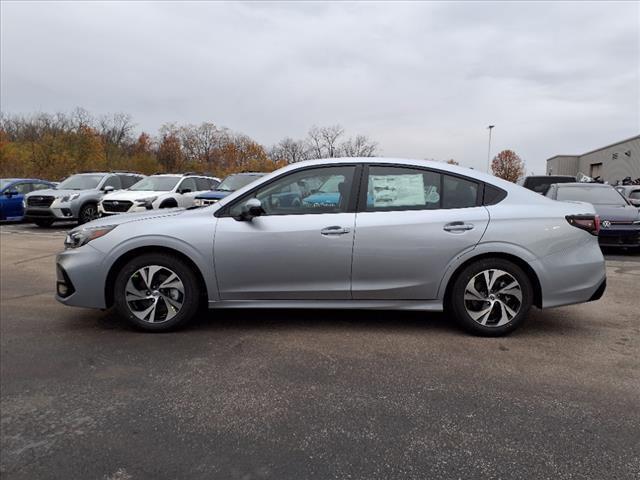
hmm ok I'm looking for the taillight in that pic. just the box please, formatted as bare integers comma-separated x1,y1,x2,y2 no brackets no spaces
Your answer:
566,214,600,236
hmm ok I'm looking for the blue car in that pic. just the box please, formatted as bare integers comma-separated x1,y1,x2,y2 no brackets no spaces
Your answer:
0,178,57,221
194,172,265,206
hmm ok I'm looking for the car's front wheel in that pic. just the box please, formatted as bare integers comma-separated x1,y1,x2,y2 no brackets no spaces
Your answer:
113,253,201,331
449,258,533,336
78,203,98,224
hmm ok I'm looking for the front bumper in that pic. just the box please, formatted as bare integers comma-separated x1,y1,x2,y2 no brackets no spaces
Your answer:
25,198,79,221
55,245,109,309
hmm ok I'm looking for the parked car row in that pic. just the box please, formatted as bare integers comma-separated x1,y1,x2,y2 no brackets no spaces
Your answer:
1,171,267,226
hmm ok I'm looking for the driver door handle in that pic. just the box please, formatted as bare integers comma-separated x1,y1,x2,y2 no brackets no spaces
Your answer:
321,226,351,236
443,221,475,232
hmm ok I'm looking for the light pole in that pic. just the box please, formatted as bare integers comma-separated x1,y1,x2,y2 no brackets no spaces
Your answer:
487,125,495,174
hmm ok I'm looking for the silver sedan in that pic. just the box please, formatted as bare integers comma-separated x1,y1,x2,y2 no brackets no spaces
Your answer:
56,158,606,336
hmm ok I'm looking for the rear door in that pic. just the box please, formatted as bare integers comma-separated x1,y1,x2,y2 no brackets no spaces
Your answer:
351,165,489,300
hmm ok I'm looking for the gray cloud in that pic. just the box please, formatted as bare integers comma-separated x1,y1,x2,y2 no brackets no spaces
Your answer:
1,1,638,173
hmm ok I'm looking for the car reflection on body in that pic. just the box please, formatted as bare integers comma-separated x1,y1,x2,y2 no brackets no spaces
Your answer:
56,158,606,336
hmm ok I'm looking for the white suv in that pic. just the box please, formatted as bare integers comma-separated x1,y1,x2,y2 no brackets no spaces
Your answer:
98,174,220,216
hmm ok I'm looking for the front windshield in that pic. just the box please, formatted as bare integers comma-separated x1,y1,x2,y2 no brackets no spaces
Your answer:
217,174,263,191
58,174,104,190
557,186,628,205
318,176,343,193
129,176,181,191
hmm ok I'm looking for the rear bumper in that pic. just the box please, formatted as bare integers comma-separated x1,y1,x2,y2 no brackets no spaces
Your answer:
532,237,607,309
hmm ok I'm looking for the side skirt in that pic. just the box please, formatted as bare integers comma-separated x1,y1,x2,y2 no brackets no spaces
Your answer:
208,299,444,311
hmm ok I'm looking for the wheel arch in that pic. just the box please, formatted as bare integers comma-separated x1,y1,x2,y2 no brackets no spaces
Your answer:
159,197,178,208
443,252,543,309
104,245,209,308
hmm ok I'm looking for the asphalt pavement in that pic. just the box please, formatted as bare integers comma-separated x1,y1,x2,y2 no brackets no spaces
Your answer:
1,223,639,479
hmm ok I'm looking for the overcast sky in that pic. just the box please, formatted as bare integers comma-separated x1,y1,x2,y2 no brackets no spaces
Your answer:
1,1,638,173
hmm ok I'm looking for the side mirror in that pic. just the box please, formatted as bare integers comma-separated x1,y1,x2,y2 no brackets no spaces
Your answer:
103,185,115,193
178,188,192,194
4,190,18,197
236,198,264,221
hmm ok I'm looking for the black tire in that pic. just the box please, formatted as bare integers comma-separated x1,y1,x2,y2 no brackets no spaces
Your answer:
159,199,177,209
78,203,98,225
448,258,533,337
34,218,54,227
113,253,201,332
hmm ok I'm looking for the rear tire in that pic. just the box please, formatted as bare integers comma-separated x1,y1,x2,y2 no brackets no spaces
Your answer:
34,219,54,227
113,253,201,332
448,258,533,337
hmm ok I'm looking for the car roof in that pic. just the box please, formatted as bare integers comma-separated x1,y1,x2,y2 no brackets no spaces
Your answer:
2,178,51,182
555,182,612,188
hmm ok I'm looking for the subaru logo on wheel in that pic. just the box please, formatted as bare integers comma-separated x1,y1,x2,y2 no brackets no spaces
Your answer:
601,220,611,228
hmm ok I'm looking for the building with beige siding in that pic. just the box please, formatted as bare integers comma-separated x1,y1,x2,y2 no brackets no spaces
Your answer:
546,135,640,184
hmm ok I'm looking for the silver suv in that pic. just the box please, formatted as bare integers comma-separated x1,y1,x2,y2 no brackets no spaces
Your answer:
24,172,144,227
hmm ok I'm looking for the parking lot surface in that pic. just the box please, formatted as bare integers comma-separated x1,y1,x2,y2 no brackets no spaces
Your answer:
1,223,639,479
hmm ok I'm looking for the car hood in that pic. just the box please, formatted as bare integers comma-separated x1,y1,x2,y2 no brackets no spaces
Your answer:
72,208,186,232
102,190,164,201
593,204,639,222
25,188,70,198
195,190,232,200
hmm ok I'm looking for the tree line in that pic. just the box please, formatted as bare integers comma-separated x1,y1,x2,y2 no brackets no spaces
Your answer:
0,109,379,181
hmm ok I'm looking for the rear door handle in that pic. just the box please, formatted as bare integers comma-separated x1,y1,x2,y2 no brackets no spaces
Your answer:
321,226,351,236
443,222,474,232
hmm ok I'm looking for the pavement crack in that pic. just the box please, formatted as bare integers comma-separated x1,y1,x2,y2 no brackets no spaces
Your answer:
13,253,58,265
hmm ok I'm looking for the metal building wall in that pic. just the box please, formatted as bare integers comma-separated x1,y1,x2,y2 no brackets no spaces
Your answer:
546,156,579,175
578,136,640,184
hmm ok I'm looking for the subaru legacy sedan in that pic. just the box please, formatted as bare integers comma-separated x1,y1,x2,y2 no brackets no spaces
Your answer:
56,158,606,336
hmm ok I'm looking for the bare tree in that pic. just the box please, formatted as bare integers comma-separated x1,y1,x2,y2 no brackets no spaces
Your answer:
99,113,134,148
340,135,378,157
270,137,309,163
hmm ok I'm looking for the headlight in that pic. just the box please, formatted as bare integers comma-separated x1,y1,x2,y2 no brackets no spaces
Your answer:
64,225,117,249
135,196,157,209
60,193,80,202
194,198,204,207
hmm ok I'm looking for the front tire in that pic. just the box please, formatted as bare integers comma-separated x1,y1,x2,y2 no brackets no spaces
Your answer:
78,203,98,224
448,258,533,337
113,253,201,332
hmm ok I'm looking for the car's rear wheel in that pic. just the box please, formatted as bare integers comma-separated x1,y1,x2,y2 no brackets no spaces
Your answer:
113,253,201,331
449,258,533,336
34,219,54,227
78,203,98,224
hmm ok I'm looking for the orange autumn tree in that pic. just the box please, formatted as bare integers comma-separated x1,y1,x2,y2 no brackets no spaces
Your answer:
491,149,525,183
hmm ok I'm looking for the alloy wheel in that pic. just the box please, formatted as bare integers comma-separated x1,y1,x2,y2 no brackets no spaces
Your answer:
125,265,185,323
82,205,98,222
464,269,523,327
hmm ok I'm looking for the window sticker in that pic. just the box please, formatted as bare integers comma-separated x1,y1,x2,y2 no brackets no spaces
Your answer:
370,174,426,207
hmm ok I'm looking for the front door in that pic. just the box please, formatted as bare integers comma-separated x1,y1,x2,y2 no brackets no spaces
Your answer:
351,165,489,299
214,165,358,300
